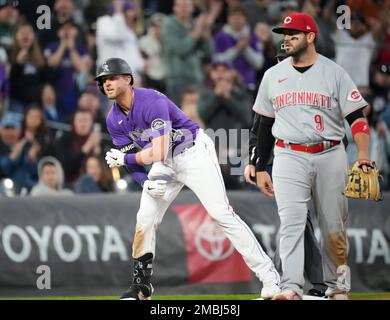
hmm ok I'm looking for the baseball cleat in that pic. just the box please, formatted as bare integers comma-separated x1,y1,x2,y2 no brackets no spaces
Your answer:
272,290,301,300
261,282,281,299
307,288,326,297
325,287,349,300
120,283,154,300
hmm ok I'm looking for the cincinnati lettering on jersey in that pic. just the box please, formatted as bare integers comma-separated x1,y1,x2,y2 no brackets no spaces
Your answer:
273,91,331,112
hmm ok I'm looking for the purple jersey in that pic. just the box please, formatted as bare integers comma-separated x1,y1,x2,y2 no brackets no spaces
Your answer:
106,88,199,185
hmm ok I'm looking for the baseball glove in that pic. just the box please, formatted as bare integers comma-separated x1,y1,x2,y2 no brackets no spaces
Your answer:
343,161,383,201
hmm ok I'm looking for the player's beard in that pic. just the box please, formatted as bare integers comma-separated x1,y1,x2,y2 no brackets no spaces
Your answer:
286,39,309,58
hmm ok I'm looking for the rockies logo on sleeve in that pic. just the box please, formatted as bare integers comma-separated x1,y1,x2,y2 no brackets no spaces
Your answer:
151,118,167,131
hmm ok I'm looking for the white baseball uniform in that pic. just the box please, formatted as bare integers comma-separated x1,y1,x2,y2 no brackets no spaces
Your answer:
253,54,368,296
106,88,280,287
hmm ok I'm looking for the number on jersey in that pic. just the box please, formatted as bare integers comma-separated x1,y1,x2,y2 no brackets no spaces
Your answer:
314,114,324,132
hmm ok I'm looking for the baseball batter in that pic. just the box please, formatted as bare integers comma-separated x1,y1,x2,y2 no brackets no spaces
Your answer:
253,13,372,300
95,58,281,300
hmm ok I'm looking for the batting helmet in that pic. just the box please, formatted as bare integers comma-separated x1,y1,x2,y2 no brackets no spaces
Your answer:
95,58,134,95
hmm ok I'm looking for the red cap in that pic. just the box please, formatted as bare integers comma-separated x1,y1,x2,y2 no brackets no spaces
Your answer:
272,12,318,34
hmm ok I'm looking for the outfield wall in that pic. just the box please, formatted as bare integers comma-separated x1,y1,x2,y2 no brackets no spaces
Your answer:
0,191,389,297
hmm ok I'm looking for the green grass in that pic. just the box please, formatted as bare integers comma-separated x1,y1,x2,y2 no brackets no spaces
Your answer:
1,293,390,300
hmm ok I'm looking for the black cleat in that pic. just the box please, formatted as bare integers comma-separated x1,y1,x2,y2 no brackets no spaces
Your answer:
120,283,154,300
120,253,154,300
307,288,326,297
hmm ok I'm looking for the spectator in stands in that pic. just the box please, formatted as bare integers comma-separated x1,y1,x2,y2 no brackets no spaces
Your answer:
30,156,73,196
139,13,167,93
74,154,114,193
371,64,390,115
96,0,145,86
216,0,241,31
332,12,377,92
53,109,102,186
198,60,252,132
162,0,213,105
376,9,390,66
0,57,9,116
0,112,21,174
129,0,147,36
21,105,53,157
152,0,175,15
0,112,39,193
9,23,53,114
181,86,205,128
39,0,85,49
347,0,386,28
241,0,273,28
0,0,20,51
76,87,112,153
85,22,97,76
193,0,224,33
213,6,264,92
41,83,61,125
77,88,105,127
376,65,390,173
302,0,336,59
254,22,277,86
198,61,252,189
44,19,92,119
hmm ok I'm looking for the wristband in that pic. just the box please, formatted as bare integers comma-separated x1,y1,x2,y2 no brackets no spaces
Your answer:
351,121,370,138
125,153,137,165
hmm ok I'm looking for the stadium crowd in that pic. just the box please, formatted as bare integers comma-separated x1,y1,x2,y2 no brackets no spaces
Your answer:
1,0,390,196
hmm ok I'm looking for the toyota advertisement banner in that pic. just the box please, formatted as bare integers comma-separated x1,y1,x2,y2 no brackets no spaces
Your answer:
0,191,389,297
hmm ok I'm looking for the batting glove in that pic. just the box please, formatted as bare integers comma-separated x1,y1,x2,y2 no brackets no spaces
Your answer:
105,148,126,168
143,180,167,198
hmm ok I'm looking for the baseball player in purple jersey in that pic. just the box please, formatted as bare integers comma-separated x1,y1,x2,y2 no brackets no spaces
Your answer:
253,13,373,300
95,58,281,300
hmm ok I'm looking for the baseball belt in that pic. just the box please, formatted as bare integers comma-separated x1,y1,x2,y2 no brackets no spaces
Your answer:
276,139,341,153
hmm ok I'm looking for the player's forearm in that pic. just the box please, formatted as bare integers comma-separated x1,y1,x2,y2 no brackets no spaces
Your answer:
255,116,275,172
131,144,169,165
349,116,370,160
249,115,261,165
122,135,170,166
354,132,370,160
134,148,155,165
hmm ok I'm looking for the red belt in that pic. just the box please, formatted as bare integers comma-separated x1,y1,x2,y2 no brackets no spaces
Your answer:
276,140,341,153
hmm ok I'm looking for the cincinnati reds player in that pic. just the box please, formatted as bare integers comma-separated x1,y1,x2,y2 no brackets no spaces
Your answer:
245,40,327,297
253,13,371,300
95,58,280,300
